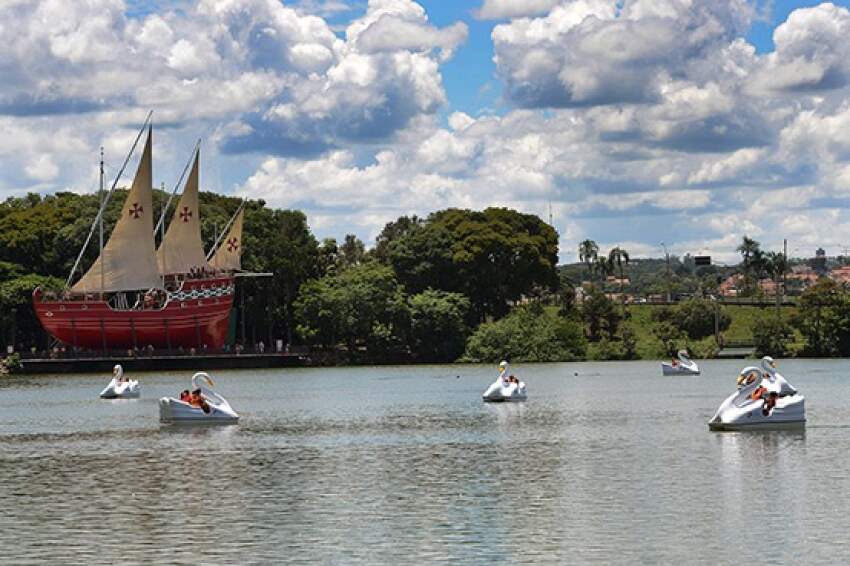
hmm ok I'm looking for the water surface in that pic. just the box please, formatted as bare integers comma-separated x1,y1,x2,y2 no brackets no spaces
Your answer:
2,359,850,564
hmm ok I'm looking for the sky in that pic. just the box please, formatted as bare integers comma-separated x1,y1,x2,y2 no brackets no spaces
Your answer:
3,0,850,264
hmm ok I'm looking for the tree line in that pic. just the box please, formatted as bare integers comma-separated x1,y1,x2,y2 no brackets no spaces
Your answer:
1,192,847,363
0,193,569,362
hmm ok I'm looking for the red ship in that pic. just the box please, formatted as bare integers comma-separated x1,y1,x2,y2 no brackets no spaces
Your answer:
33,120,245,351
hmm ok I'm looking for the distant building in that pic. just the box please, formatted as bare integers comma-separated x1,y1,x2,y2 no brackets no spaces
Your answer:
786,269,819,287
758,279,780,296
829,266,850,285
812,248,827,274
718,274,743,297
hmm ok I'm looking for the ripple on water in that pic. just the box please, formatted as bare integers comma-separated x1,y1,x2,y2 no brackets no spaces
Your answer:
3,360,850,564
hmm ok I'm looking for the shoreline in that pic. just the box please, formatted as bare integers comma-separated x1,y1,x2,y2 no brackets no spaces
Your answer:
11,352,308,374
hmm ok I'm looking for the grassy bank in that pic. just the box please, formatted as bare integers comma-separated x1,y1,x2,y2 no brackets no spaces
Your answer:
619,304,802,359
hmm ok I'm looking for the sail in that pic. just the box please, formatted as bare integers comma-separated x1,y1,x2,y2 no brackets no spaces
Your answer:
72,127,162,293
156,150,209,274
210,207,244,271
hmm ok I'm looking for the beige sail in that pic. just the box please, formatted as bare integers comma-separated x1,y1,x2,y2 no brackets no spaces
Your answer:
156,151,209,275
72,127,162,293
210,207,244,271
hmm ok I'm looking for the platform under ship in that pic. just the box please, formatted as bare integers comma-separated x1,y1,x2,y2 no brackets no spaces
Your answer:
33,118,245,351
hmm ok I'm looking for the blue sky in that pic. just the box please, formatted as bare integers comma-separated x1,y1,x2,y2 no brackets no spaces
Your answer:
3,0,850,263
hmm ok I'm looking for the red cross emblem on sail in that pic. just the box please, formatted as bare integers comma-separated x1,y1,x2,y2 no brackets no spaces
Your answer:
128,203,143,218
179,206,192,222
227,237,239,252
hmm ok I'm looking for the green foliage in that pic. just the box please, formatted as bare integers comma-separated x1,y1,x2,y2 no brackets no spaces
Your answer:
0,274,64,349
736,236,765,296
339,234,366,268
581,287,621,341
752,313,794,357
578,239,598,282
0,261,24,283
0,353,22,374
247,209,320,343
385,208,559,320
652,320,685,357
795,279,850,356
557,280,578,319
620,327,638,360
671,298,730,340
409,290,471,362
294,263,409,359
384,221,455,294
462,304,586,363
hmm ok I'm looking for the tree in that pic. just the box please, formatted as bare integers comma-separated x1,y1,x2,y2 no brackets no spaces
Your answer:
652,320,685,357
594,255,612,282
294,263,410,360
256,210,320,345
752,313,794,357
385,222,455,295
397,207,559,321
339,234,366,268
317,238,339,276
578,239,598,284
736,236,762,296
462,303,586,362
608,246,630,313
0,274,64,350
673,298,730,340
409,289,470,362
764,251,789,308
558,278,578,318
795,279,850,356
581,286,621,341
373,215,421,263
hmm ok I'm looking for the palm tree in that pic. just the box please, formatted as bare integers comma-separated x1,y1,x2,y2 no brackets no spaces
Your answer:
764,251,789,311
594,255,612,282
736,236,761,295
578,239,599,285
608,247,630,313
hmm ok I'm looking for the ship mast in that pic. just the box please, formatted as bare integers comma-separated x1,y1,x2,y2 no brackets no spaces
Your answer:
99,147,104,294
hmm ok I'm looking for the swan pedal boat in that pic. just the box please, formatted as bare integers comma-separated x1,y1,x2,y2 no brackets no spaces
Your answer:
159,372,239,424
708,357,805,431
99,364,140,399
661,350,700,376
482,378,527,402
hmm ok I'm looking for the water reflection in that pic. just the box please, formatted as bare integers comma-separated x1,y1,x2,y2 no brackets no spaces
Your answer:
3,361,850,563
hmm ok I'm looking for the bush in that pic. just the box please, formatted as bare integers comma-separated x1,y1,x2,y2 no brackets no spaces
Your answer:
0,353,22,374
581,287,621,341
409,289,470,362
794,279,850,356
752,314,794,357
462,304,586,363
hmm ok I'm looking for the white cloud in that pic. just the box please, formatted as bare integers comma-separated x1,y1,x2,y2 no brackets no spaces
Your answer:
755,3,850,93
476,0,561,20
8,0,850,265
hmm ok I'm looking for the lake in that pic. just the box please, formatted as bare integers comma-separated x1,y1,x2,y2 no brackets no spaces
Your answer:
2,359,850,564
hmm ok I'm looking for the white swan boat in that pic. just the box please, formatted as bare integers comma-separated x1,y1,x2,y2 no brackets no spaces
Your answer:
483,361,527,402
709,356,805,431
99,364,140,399
661,350,700,376
159,372,239,423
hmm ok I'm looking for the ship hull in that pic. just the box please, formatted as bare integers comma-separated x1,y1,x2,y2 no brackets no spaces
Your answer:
33,277,235,350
